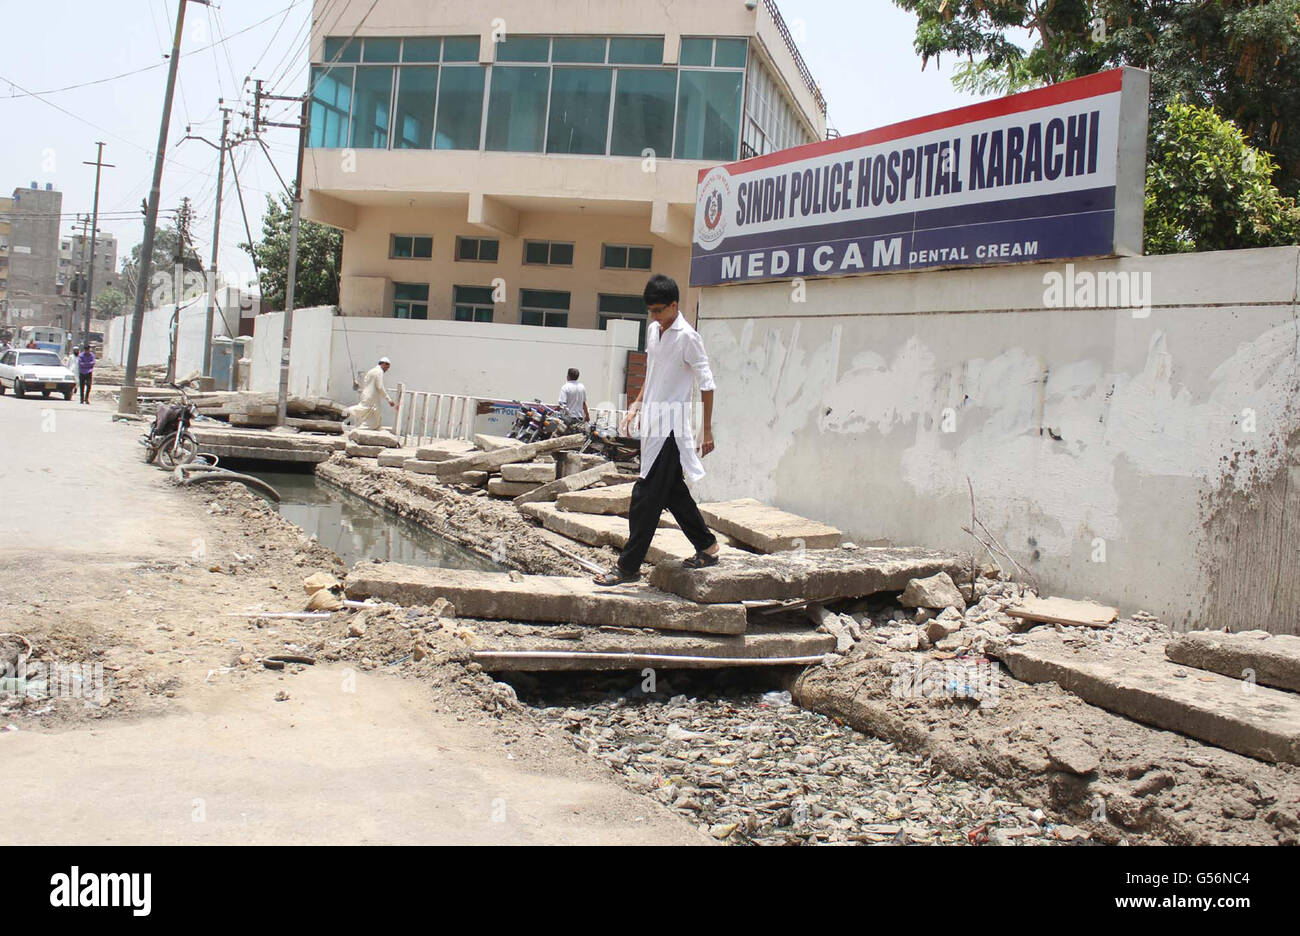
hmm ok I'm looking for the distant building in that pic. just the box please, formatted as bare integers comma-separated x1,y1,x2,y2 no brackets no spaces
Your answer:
0,183,70,329
68,230,120,311
302,0,827,346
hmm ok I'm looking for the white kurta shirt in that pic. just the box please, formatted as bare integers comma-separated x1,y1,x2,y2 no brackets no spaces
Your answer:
636,312,715,481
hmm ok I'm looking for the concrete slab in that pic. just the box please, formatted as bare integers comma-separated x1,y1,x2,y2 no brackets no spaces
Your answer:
520,502,742,565
476,434,522,452
488,478,540,498
191,428,335,464
1166,630,1300,693
471,623,835,671
557,483,635,515
698,498,842,553
377,448,418,468
649,546,967,604
995,630,1300,766
349,429,400,448
514,461,614,506
415,439,477,462
346,442,384,458
345,564,746,635
501,463,556,483
435,434,584,477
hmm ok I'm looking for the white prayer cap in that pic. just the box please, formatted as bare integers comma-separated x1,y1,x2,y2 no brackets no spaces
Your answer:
378,357,392,365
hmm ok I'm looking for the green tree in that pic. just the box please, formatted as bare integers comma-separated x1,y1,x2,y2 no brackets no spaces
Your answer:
240,193,343,311
894,0,1300,196
119,200,205,308
1146,100,1300,253
95,285,127,319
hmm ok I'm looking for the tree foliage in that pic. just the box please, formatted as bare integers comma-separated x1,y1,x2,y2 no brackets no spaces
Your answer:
894,0,1300,200
118,199,205,309
94,285,127,319
240,193,343,311
1146,100,1300,253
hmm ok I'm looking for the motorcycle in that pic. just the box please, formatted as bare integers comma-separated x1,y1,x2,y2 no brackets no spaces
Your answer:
581,419,640,469
141,382,199,467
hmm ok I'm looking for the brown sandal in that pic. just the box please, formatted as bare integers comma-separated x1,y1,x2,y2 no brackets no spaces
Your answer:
682,550,720,570
594,568,640,587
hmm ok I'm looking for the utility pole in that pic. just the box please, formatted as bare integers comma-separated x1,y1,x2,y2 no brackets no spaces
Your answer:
82,141,113,348
251,79,310,426
204,106,230,377
119,0,204,414
68,214,90,338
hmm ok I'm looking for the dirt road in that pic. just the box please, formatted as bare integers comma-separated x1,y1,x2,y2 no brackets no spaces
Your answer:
0,394,707,845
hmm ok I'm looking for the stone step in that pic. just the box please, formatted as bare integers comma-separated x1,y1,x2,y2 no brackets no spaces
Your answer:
348,428,401,448
556,483,635,516
520,502,743,565
501,462,556,484
488,478,540,498
469,622,835,672
649,546,967,604
345,442,385,458
698,498,842,553
994,630,1300,766
345,564,746,635
377,448,418,468
415,439,477,462
1166,630,1300,693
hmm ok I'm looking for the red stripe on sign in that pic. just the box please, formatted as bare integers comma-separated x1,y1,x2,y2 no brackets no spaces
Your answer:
699,68,1127,181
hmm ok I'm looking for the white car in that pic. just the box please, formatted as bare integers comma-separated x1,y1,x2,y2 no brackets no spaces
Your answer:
0,348,77,400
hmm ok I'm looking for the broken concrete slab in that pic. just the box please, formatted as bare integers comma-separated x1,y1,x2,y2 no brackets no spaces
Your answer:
349,428,400,448
555,451,610,478
520,502,743,565
190,427,335,464
345,564,746,635
415,439,477,462
435,434,584,478
470,622,835,671
488,478,540,498
994,629,1300,766
345,442,385,458
513,460,614,506
1166,630,1300,693
475,434,522,452
556,483,635,516
1008,596,1117,628
501,462,556,484
698,498,842,553
649,546,967,604
448,471,489,487
377,448,418,468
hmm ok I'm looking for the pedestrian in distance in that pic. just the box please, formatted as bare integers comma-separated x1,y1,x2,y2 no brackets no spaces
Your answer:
595,274,720,586
344,356,396,430
77,345,96,405
559,367,589,422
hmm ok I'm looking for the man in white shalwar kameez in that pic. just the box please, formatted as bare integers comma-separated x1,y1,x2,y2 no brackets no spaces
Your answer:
595,275,720,585
346,357,395,430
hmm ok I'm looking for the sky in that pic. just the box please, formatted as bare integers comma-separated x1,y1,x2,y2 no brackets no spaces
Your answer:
0,0,987,286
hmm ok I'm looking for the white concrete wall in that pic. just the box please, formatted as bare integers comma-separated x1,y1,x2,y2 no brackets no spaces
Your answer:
696,246,1300,634
105,288,242,374
288,306,336,398
250,311,285,394
326,316,640,407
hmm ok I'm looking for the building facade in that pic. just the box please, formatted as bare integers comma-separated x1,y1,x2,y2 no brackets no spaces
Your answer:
68,231,120,313
1,183,69,329
302,0,826,345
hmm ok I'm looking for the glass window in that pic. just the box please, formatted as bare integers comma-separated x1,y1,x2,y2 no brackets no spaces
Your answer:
553,37,607,63
442,36,480,62
391,235,432,259
309,66,353,148
435,66,485,149
609,37,663,65
675,70,743,161
363,38,401,62
521,288,570,327
610,68,676,157
351,66,393,148
486,66,549,152
523,241,573,266
680,38,713,67
603,245,628,268
323,37,360,63
456,237,499,262
393,283,429,319
547,67,612,155
453,285,495,322
628,246,652,269
394,66,437,149
403,38,441,62
497,37,550,62
602,245,653,270
598,294,649,349
714,38,748,68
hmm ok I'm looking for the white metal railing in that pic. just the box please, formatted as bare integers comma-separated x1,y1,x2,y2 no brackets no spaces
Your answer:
393,384,479,445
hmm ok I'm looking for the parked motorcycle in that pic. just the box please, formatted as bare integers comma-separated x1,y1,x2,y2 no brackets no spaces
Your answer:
581,420,640,469
141,382,199,467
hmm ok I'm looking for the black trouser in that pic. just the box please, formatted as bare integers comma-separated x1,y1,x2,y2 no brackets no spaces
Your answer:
78,372,92,403
618,433,717,575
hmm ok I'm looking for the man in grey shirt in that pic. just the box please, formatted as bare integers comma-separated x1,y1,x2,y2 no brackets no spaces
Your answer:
558,368,589,421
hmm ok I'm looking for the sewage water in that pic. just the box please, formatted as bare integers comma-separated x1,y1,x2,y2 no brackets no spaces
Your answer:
250,469,501,571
